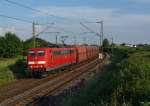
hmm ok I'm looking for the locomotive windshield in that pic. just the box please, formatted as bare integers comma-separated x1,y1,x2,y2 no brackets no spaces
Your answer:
28,51,35,56
38,51,45,56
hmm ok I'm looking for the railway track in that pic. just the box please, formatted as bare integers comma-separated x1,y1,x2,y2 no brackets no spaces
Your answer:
34,55,108,106
31,55,109,106
0,58,94,103
0,57,102,106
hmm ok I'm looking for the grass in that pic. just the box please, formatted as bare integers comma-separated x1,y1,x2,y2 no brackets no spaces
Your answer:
0,57,26,86
63,48,126,106
0,58,17,86
62,47,150,106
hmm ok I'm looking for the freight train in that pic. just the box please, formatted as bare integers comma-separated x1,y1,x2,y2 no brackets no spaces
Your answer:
27,45,99,78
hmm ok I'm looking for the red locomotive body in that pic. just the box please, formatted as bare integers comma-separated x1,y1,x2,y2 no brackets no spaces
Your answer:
87,45,99,59
72,45,87,63
27,45,99,78
27,47,76,77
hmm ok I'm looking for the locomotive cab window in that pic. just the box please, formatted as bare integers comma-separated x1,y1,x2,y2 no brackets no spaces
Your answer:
53,51,61,55
53,50,71,55
61,50,69,54
28,51,35,56
38,51,45,56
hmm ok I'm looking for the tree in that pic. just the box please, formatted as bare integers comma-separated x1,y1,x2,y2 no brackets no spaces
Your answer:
4,32,23,57
0,36,6,57
121,43,126,46
23,37,49,50
103,38,109,48
111,43,116,47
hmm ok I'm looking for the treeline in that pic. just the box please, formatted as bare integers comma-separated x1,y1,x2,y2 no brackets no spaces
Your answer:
0,32,49,58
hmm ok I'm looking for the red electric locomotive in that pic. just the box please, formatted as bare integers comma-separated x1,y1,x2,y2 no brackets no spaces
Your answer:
26,45,99,78
27,47,76,77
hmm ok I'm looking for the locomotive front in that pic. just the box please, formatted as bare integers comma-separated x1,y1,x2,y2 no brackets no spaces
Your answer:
27,48,48,77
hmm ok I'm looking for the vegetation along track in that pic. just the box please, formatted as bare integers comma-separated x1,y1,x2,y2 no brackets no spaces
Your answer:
0,59,91,103
32,54,109,106
0,56,107,106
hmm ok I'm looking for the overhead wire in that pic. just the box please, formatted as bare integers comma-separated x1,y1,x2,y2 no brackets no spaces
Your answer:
4,0,43,14
0,13,54,26
80,22,99,35
2,0,98,43
35,24,54,36
0,13,74,35
0,25,31,31
3,0,82,35
0,0,55,25
3,0,75,23
0,14,32,23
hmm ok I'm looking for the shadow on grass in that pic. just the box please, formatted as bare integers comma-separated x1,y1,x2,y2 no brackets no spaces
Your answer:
9,59,27,79
145,54,150,59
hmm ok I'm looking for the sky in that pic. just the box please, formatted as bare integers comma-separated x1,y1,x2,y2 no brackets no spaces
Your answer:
0,0,150,44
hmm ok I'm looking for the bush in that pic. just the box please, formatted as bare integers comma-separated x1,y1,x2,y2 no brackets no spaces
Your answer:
63,47,150,106
23,37,49,50
0,32,23,58
0,36,6,57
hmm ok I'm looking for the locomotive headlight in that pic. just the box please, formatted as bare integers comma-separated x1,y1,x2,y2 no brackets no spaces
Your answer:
38,61,46,64
28,61,35,65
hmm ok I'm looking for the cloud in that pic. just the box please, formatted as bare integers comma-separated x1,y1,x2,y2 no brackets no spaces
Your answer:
130,0,150,4
104,14,150,44
37,6,116,19
2,6,149,44
0,27,16,35
35,6,150,44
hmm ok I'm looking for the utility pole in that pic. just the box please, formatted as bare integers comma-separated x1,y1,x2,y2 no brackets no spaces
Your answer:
32,22,55,48
111,36,114,56
55,32,60,45
96,20,103,53
101,21,104,54
61,36,69,45
96,21,103,46
32,22,36,48
44,32,60,45
100,21,103,46
56,35,58,45
80,21,104,53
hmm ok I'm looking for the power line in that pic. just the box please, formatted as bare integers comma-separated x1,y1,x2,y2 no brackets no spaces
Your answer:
0,13,79,36
0,14,32,23
3,0,93,36
3,0,74,22
2,0,98,44
52,25,76,34
4,0,42,13
35,24,54,36
0,26,31,32
80,22,99,36
0,14,54,25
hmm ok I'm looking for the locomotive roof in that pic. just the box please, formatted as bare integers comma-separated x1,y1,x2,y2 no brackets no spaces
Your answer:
28,47,75,50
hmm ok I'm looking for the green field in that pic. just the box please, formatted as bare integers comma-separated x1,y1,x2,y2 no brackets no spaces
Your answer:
0,58,17,86
0,57,26,86
63,47,150,106
0,46,150,105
